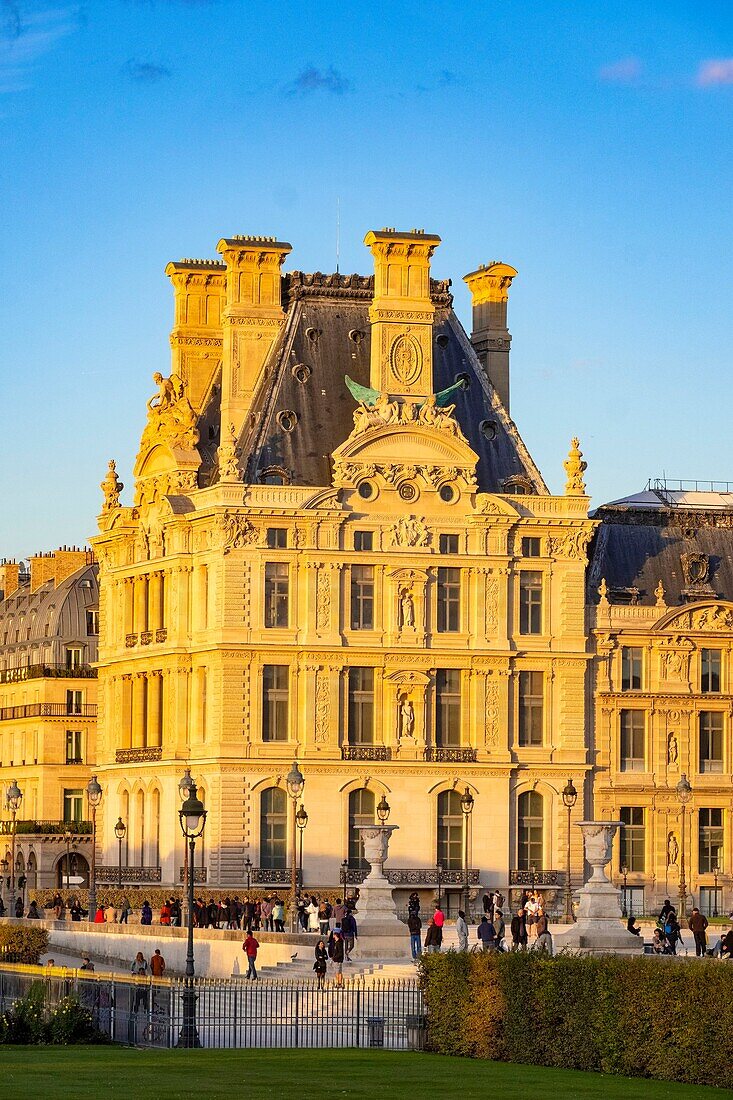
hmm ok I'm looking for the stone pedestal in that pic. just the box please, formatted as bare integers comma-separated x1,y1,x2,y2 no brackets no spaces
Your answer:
353,824,409,958
553,821,644,956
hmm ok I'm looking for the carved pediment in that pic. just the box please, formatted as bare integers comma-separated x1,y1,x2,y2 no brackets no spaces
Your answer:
384,669,431,688
655,601,733,634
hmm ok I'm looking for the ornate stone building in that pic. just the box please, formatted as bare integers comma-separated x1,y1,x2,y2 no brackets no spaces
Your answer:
0,550,98,896
89,227,595,910
589,483,733,916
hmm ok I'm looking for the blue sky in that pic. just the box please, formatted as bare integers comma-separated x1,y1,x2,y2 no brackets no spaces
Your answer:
1,0,732,559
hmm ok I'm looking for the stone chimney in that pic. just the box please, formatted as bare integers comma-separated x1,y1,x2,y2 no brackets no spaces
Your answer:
29,548,94,592
0,561,21,601
463,262,517,412
164,259,227,413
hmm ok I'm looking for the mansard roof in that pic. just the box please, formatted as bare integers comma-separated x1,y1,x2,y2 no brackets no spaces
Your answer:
0,564,99,666
588,490,733,607
233,271,545,494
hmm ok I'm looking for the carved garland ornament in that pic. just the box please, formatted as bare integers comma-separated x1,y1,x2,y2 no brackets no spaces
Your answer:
314,670,330,743
219,513,258,554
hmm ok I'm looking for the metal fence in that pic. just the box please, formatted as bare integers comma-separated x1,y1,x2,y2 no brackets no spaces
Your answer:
0,964,425,1051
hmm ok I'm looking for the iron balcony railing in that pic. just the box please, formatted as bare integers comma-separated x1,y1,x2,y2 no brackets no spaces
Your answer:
0,664,98,685
345,867,481,886
115,747,163,764
0,819,92,836
252,867,293,885
509,869,562,887
96,866,162,884
178,867,208,884
424,747,478,763
341,746,392,761
0,703,97,722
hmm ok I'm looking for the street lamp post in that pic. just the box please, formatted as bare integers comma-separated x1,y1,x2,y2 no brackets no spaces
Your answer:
285,761,305,932
177,781,207,1048
621,864,629,918
676,774,693,917
85,775,102,922
178,769,194,895
114,817,127,890
64,830,72,892
340,858,349,902
295,804,308,890
244,856,252,894
460,787,475,920
561,777,578,922
6,780,22,917
435,862,443,910
713,864,720,918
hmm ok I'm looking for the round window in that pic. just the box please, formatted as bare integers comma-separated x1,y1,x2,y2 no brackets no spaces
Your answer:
439,483,457,503
399,482,418,502
358,481,376,500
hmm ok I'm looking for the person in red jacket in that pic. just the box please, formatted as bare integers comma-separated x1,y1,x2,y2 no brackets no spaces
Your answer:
243,932,259,980
160,900,172,926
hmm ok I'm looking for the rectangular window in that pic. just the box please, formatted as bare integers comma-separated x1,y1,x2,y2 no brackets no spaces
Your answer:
699,886,721,918
699,808,723,874
439,534,459,555
262,665,289,742
266,527,287,549
619,807,645,872
620,710,645,771
63,789,84,823
437,567,461,633
701,649,722,693
621,647,643,691
86,610,99,636
347,667,374,745
264,562,289,628
436,669,462,747
66,647,83,671
521,537,541,557
699,712,724,773
354,530,373,552
519,571,543,635
350,566,374,630
65,730,83,765
66,690,83,715
518,671,544,746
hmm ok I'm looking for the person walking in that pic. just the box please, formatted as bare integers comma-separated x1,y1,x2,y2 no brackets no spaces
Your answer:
664,909,684,954
333,897,347,929
313,939,328,990
433,902,445,930
341,909,357,962
455,909,469,952
477,914,496,951
688,907,709,957
318,899,331,937
535,909,553,954
130,951,149,1013
494,908,506,951
272,897,285,932
407,910,423,960
261,896,274,932
510,907,527,950
120,896,132,924
140,899,153,925
408,891,421,918
150,949,166,977
160,899,172,926
329,929,345,988
243,931,259,980
424,917,442,954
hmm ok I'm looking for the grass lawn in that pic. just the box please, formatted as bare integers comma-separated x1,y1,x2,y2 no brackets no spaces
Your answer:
1,1048,732,1099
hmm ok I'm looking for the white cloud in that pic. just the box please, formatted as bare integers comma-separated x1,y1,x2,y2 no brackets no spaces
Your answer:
696,59,733,87
598,57,643,85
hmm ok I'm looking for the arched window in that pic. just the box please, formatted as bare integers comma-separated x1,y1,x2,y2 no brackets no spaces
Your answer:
150,789,160,868
518,790,544,870
348,789,375,869
437,790,463,870
260,787,287,869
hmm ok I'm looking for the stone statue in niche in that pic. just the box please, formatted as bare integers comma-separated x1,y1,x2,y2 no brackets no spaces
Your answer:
398,693,415,739
667,832,679,866
399,587,415,629
667,732,679,766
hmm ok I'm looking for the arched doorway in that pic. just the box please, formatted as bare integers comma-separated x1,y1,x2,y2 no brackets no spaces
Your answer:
56,852,90,889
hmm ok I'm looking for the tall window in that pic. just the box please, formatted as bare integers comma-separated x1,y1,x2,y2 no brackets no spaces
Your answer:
262,665,289,742
86,610,99,636
348,788,376,868
620,710,645,771
521,537,541,557
518,671,544,746
348,667,374,745
260,787,287,868
63,789,83,824
519,571,542,635
350,566,374,630
701,649,722,693
439,534,459,555
436,669,461,747
437,567,461,633
354,530,373,552
698,808,723,874
266,527,287,549
264,563,289,628
437,790,464,870
699,712,723,773
621,647,643,691
65,730,83,765
66,648,83,671
150,789,160,868
620,807,645,871
517,790,543,870
66,690,82,715
136,789,145,865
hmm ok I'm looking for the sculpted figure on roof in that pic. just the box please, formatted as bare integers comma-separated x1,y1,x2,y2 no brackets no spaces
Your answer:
140,372,200,452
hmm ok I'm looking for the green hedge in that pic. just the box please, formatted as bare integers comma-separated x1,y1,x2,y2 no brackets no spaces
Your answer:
0,985,108,1045
0,925,49,963
420,951,733,1089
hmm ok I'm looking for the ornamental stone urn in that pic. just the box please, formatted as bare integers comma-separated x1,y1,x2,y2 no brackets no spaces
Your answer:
353,823,408,958
552,820,644,956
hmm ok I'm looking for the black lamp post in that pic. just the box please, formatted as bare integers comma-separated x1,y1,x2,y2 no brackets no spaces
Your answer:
6,780,22,917
561,777,578,922
64,830,72,892
114,817,127,889
244,856,252,894
713,864,720,918
86,775,102,922
286,762,305,931
676,773,693,916
178,769,194,895
177,781,207,1048
435,862,443,909
621,864,629,918
295,803,308,890
340,858,349,900
376,795,391,824
460,787,475,920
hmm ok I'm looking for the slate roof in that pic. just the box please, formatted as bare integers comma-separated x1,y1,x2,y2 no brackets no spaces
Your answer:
588,493,733,606
234,272,546,494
